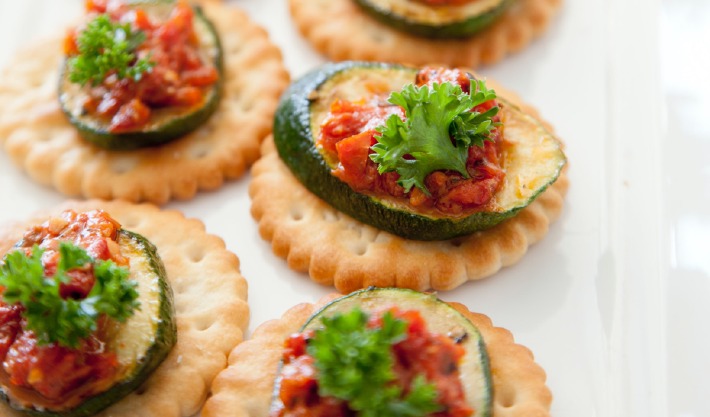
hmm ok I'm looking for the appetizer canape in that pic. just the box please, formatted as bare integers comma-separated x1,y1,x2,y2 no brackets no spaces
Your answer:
60,0,223,150
202,288,552,417
0,201,249,417
0,0,288,204
289,0,562,67
0,209,174,416
250,62,568,292
353,0,515,38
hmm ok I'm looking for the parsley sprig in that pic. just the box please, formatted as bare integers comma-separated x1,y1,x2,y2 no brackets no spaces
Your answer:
68,14,155,87
308,308,442,417
0,242,140,348
370,80,499,195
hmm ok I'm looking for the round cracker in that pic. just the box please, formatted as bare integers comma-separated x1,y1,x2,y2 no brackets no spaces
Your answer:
0,3,289,205
289,0,562,67
249,78,569,293
202,293,552,417
0,199,250,417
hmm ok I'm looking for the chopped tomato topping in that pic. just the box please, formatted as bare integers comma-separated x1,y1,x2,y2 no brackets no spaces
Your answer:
415,67,472,93
318,99,402,156
63,30,79,56
66,0,219,133
0,305,22,360
0,210,127,404
388,310,472,417
3,331,118,401
130,9,153,31
19,210,126,265
273,308,472,417
333,131,378,191
110,98,151,133
182,66,219,87
317,67,505,216
85,0,107,13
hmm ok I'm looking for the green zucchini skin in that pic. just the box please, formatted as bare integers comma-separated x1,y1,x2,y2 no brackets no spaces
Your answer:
0,230,177,417
273,61,566,241
352,0,515,38
58,6,223,151
272,287,493,417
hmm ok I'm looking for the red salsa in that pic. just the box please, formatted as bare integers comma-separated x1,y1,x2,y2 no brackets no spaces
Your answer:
0,210,127,408
64,0,219,133
272,308,473,417
317,67,505,216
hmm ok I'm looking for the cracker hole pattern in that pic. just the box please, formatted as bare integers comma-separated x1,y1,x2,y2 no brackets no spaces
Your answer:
347,240,368,256
345,221,363,237
111,156,139,174
195,316,215,332
450,238,464,248
225,42,243,56
322,210,340,222
186,244,206,263
175,301,188,315
189,141,211,159
289,206,305,221
496,383,518,408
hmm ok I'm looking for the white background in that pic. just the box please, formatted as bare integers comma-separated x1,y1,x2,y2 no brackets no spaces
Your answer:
0,0,708,416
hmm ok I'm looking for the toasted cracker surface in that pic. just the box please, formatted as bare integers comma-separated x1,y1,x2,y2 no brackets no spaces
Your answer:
249,78,568,293
202,293,551,417
0,3,289,205
0,200,250,417
289,0,562,67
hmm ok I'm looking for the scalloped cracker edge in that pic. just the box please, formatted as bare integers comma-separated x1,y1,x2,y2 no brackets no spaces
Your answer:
202,293,552,417
289,0,562,67
0,3,289,204
0,199,250,417
251,137,567,293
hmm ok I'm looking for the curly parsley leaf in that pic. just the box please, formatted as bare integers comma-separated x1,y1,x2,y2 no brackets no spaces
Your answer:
370,80,499,195
451,79,500,148
90,259,140,322
0,242,140,348
57,241,93,279
68,14,154,87
308,308,442,417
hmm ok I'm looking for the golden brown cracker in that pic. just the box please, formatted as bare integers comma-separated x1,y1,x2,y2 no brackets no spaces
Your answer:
0,199,250,417
202,293,551,417
289,0,562,67
0,3,289,205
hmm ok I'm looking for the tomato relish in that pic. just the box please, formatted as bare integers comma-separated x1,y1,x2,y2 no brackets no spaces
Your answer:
64,0,219,133
0,210,126,406
317,67,505,216
272,308,472,417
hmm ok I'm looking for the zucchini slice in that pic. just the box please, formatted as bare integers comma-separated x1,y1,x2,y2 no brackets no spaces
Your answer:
58,3,223,150
0,230,177,417
272,287,493,417
353,0,514,38
273,61,566,241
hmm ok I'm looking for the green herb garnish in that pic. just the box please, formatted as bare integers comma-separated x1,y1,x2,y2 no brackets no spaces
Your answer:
308,308,442,417
0,242,140,348
68,14,155,87
370,79,499,195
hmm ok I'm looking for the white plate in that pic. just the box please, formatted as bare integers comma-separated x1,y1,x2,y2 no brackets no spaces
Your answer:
1,1,708,416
